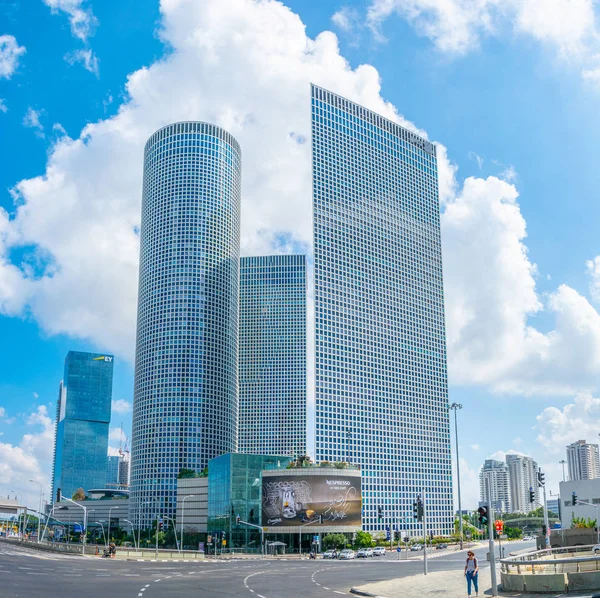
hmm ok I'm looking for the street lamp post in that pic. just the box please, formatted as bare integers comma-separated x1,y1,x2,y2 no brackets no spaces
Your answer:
181,495,198,553
108,506,120,548
61,496,87,555
449,403,464,549
94,521,107,546
28,480,43,543
123,519,137,549
163,516,179,552
559,460,567,482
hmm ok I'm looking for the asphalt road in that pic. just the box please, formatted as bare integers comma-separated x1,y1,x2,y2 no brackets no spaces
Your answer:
0,539,535,597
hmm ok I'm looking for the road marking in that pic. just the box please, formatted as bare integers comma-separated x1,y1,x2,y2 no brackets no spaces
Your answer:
26,572,47,575
154,579,161,582
334,592,346,595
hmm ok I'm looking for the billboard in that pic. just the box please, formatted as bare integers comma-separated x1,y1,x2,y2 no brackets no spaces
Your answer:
262,474,361,528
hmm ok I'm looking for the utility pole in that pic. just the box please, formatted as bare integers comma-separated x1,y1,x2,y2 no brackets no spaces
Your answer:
485,477,498,597
449,403,464,549
422,489,427,576
559,460,566,482
539,469,549,548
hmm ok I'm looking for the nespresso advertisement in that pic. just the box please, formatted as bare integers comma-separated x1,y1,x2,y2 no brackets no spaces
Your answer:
262,474,362,527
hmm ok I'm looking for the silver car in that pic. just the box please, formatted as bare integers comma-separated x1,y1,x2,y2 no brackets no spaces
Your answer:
373,547,386,556
339,549,356,560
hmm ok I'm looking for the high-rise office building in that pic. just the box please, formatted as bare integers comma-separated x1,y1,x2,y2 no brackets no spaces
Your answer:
311,85,453,534
131,122,241,527
106,455,122,487
567,440,600,481
238,255,307,456
51,351,114,502
480,459,511,513
506,453,539,512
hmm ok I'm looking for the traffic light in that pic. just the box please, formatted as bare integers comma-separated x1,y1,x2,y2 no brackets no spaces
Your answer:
377,506,383,521
236,514,240,525
394,531,399,541
477,506,488,526
572,492,578,506
537,471,545,487
158,518,163,531
430,531,434,541
413,500,419,520
319,514,323,524
529,487,535,503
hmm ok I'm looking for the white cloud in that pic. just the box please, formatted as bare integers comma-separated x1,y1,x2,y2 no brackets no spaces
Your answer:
332,6,360,33
468,151,484,170
498,164,517,183
0,99,7,113
366,0,600,82
0,0,599,406
111,399,132,414
586,256,600,303
0,405,54,511
42,0,97,42
512,437,522,446
454,456,480,509
0,34,26,79
65,48,99,75
471,444,480,450
535,393,600,454
109,427,124,442
0,407,5,418
22,107,45,138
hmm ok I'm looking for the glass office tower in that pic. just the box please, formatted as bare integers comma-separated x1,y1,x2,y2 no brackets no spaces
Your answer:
51,351,114,502
311,85,453,535
131,122,241,528
239,255,307,457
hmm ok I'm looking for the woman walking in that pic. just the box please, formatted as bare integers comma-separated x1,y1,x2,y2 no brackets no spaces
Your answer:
464,550,479,597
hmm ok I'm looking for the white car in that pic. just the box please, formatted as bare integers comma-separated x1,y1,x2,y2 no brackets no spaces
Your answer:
411,544,423,551
373,547,386,556
339,549,356,560
357,547,374,558
322,549,337,559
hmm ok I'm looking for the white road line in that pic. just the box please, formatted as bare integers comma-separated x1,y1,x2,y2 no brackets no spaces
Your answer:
323,587,330,591
334,592,346,595
145,584,150,588
154,579,161,582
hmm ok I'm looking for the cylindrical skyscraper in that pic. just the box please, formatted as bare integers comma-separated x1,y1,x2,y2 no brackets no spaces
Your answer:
131,122,241,528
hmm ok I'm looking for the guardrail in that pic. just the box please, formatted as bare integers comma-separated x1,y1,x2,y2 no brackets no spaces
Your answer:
500,544,600,575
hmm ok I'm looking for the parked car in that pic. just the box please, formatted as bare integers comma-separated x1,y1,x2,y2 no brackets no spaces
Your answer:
339,549,356,560
322,549,338,559
410,544,423,551
357,547,374,558
435,543,448,550
373,547,386,556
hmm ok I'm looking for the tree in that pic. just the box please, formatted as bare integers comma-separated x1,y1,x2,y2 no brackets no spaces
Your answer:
504,526,523,540
323,533,346,549
353,531,374,549
177,468,197,479
571,514,597,529
72,487,86,500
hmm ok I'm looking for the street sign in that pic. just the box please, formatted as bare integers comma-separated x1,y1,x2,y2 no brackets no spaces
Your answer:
207,535,212,543
500,534,507,539
263,527,268,532
396,546,401,552
494,520,504,532
466,530,472,538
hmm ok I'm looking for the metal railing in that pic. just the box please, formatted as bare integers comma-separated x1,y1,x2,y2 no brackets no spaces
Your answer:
500,544,600,575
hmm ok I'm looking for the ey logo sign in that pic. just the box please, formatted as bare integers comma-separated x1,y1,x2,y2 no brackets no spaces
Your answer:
93,356,113,362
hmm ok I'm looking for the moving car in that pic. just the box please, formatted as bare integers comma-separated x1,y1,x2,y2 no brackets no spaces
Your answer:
339,549,356,560
322,549,338,559
435,543,448,550
410,544,423,551
357,547,374,558
373,547,386,556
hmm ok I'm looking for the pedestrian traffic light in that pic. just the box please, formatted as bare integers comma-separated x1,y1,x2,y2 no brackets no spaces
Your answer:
377,506,383,521
477,506,488,525
236,514,240,525
529,487,535,503
429,531,434,541
572,492,578,506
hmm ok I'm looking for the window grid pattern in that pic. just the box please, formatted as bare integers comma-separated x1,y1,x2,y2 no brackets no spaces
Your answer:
238,255,307,456
311,85,453,535
131,121,241,528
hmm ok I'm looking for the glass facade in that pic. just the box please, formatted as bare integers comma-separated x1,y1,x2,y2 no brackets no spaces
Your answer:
51,351,114,502
239,255,307,457
106,455,121,487
207,453,291,550
131,122,242,528
311,85,453,535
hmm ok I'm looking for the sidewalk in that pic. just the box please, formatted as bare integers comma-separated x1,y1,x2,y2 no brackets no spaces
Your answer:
350,568,598,598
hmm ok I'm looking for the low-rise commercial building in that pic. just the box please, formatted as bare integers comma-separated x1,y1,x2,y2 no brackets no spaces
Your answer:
559,479,600,529
176,477,208,534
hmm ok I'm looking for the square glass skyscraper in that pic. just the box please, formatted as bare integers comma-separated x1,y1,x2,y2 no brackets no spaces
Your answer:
312,85,453,535
51,351,114,502
239,255,306,457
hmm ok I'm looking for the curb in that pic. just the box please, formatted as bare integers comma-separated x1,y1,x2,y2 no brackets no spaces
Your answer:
349,589,386,598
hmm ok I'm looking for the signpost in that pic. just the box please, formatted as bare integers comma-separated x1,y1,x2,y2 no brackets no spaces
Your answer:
495,520,504,560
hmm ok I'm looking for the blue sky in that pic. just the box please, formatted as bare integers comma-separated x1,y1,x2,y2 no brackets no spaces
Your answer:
2,0,600,510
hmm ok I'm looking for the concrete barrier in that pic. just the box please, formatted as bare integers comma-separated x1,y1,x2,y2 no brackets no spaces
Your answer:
501,573,526,592
526,573,567,593
568,570,600,591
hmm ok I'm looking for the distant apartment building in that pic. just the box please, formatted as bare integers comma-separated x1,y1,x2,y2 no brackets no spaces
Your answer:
52,351,114,502
567,440,600,481
480,459,511,513
238,255,307,457
506,454,540,513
